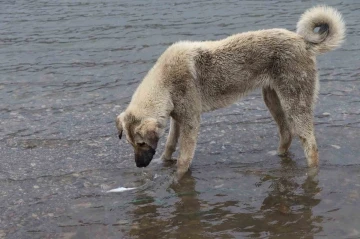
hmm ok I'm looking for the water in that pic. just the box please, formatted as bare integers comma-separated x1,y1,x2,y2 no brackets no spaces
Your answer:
1,0,359,238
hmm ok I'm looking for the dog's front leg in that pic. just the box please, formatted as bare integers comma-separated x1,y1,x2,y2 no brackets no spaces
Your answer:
176,116,201,180
161,117,180,161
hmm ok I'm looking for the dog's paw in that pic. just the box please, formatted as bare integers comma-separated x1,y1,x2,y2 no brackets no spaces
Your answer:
160,154,177,162
277,148,289,156
175,168,188,182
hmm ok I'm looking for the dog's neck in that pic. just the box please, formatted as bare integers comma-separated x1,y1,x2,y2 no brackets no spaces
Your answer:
127,93,172,128
128,64,175,127
126,103,169,130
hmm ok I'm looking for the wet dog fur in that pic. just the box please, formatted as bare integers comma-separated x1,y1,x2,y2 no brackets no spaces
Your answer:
116,6,345,178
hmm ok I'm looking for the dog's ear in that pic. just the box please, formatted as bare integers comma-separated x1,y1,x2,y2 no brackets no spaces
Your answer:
116,112,125,139
136,118,160,149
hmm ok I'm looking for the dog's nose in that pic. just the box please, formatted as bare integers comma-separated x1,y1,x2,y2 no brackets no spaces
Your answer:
134,148,156,168
135,160,150,168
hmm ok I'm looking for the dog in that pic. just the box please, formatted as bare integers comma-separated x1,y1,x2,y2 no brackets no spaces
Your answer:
116,5,345,179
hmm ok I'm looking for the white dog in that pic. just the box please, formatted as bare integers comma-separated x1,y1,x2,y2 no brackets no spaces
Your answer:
116,5,345,179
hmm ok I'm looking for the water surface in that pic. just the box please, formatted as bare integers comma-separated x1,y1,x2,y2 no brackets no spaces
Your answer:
1,0,360,238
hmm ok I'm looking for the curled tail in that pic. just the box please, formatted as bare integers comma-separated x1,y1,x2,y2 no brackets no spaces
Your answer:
296,5,345,54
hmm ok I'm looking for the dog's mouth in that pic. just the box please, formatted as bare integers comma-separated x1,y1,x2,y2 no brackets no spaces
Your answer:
134,148,156,167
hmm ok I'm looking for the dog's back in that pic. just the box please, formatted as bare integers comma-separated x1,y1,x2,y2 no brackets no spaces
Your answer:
194,29,312,111
157,5,346,112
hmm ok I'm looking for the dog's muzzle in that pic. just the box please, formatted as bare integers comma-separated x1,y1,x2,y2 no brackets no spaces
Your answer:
135,148,156,167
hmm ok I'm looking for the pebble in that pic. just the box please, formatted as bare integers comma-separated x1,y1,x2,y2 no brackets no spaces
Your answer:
113,220,129,225
267,150,277,156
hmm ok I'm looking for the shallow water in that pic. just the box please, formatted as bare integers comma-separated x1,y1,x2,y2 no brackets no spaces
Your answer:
1,0,360,238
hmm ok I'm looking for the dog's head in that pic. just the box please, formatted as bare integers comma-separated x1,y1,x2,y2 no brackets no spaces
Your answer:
116,112,163,167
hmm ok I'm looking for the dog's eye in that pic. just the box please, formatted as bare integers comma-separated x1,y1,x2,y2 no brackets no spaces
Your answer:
137,142,146,147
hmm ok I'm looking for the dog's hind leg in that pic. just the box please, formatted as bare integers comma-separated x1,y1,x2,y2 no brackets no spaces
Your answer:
262,87,292,155
161,117,180,161
276,85,319,167
176,114,201,179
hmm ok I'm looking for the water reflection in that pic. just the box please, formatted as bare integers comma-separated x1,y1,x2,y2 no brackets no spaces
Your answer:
128,158,322,238
129,171,208,239
256,159,322,238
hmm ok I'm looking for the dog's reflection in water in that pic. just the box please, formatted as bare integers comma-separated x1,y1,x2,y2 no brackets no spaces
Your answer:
128,158,322,239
